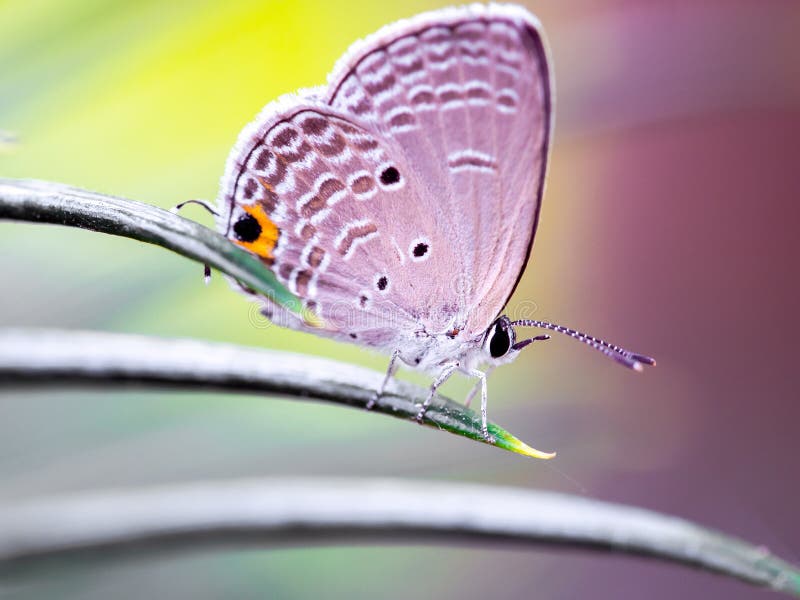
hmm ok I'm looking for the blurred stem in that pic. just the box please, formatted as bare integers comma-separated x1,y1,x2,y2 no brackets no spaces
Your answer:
0,478,798,596
0,328,549,458
0,178,310,322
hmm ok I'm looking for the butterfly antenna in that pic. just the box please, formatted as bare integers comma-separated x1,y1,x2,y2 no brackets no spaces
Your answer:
510,319,656,371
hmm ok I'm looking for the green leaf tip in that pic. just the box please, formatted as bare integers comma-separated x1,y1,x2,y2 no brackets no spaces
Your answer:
416,397,555,459
486,421,556,459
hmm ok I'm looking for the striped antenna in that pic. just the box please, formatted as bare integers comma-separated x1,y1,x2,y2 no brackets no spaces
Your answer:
511,319,656,371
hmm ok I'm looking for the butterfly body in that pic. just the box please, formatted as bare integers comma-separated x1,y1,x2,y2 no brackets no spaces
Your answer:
215,4,653,451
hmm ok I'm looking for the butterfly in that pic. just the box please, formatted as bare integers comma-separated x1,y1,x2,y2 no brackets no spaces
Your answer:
213,3,655,453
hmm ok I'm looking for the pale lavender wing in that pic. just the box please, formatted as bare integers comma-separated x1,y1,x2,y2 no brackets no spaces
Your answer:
325,4,552,338
218,5,551,352
216,96,464,349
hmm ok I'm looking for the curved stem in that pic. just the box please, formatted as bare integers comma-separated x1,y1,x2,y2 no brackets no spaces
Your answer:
0,328,546,458
0,178,310,322
0,478,798,596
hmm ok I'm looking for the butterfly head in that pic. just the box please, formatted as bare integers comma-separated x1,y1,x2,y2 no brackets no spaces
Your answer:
480,315,550,367
499,317,657,371
478,315,657,371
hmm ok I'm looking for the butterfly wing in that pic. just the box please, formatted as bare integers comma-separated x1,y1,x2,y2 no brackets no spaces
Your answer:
218,5,551,348
325,4,552,338
217,95,467,349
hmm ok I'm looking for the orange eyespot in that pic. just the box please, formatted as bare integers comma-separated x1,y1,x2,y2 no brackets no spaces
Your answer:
232,202,279,260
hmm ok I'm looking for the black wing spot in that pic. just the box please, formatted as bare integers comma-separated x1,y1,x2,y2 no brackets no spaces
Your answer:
233,213,261,243
380,166,400,185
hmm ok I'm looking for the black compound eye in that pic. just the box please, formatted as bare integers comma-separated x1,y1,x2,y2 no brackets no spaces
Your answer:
233,213,261,243
489,321,512,359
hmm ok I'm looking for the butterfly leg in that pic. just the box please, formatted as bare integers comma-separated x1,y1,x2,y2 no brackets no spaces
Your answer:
171,200,218,284
466,369,493,443
415,363,458,424
170,199,219,217
366,349,401,411
464,365,495,409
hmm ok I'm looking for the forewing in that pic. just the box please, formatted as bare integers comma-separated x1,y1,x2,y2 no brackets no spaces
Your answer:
326,4,552,337
217,98,463,347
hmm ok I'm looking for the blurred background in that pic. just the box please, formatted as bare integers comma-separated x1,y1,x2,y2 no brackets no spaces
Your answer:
1,0,798,598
